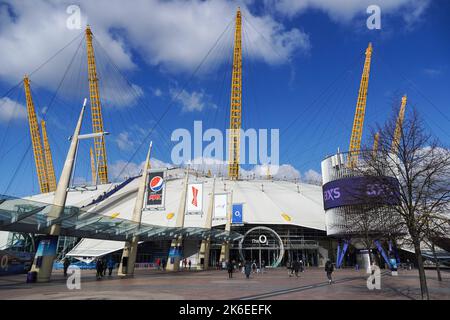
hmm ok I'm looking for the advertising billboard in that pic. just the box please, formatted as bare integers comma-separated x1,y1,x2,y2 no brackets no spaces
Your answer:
146,170,166,209
322,176,400,210
232,204,243,224
35,235,58,257
213,194,227,219
187,183,203,214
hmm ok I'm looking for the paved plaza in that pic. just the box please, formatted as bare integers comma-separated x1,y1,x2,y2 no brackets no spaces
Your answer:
0,267,449,300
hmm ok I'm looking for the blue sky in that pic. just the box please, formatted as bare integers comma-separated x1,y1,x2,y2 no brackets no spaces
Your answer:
0,0,449,196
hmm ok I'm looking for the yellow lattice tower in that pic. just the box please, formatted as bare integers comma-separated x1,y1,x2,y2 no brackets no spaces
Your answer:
90,147,97,185
348,43,373,167
372,132,380,157
41,120,57,192
228,8,242,180
86,25,108,184
391,95,407,155
24,76,49,193
266,165,272,180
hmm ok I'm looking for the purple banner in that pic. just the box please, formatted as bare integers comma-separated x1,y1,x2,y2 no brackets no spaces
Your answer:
322,176,400,210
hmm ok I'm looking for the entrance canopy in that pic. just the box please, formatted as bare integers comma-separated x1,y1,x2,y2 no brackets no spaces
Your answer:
0,195,242,242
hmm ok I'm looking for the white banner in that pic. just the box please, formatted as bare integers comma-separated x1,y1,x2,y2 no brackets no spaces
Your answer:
213,194,228,219
187,183,203,213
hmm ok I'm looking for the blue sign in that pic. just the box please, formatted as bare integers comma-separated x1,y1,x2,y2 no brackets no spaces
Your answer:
322,176,400,210
168,247,182,258
232,204,243,224
35,236,58,257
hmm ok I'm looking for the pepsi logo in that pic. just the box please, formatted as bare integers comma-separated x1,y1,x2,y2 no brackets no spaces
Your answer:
149,176,164,192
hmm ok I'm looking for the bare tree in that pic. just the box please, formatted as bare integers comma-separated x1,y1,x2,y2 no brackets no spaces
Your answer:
359,108,450,300
330,196,404,271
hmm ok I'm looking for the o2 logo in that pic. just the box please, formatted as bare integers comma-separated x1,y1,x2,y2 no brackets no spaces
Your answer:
252,235,269,246
324,187,341,201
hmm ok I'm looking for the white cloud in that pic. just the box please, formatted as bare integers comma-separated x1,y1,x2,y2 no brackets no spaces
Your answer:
115,131,135,151
152,88,163,97
185,157,302,181
0,97,27,122
302,169,322,185
0,0,309,88
170,88,216,112
110,155,320,186
266,0,430,25
423,67,443,78
0,1,135,88
101,82,144,108
251,164,301,180
109,157,173,181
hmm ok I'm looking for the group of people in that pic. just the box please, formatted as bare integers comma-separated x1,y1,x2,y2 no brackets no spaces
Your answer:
224,260,268,279
182,258,192,270
155,258,166,270
96,258,115,279
287,259,305,277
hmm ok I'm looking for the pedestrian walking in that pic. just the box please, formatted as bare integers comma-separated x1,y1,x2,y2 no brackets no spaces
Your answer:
96,259,103,279
107,259,115,276
188,259,192,270
227,260,234,279
102,259,107,276
251,260,257,273
244,261,252,279
287,260,293,277
63,257,70,277
325,260,334,284
299,260,304,273
293,260,300,278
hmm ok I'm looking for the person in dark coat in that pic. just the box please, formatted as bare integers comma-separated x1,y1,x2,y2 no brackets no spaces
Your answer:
96,259,103,279
227,261,234,279
325,260,334,284
287,260,293,277
244,261,252,279
63,258,70,277
102,259,107,276
293,260,300,278
107,259,115,276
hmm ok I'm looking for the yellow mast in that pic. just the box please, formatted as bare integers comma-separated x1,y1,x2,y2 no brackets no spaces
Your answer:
348,43,373,167
86,25,108,184
41,120,57,192
391,95,407,155
24,76,49,193
372,132,380,157
228,8,243,180
90,147,97,185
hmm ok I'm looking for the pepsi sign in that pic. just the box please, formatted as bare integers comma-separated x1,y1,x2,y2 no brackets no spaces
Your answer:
146,170,166,208
150,176,164,192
